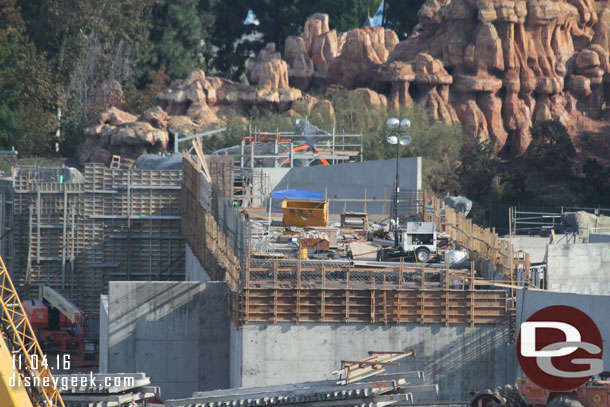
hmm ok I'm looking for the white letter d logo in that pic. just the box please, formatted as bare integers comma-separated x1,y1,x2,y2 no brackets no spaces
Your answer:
521,322,581,357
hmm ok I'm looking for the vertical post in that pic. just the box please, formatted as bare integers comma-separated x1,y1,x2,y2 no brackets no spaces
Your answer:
345,267,350,322
394,139,400,230
274,256,278,323
444,258,449,326
383,188,387,216
274,129,279,168
321,259,326,321
61,189,67,289
332,126,336,165
36,190,41,264
470,261,475,327
240,139,245,170
250,138,254,170
364,188,367,213
289,141,294,168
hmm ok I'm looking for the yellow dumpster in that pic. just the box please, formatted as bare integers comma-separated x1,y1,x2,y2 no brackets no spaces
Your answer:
282,200,329,227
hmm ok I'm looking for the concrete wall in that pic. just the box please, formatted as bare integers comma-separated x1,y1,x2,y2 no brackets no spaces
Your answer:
235,323,515,401
505,236,550,263
185,243,211,282
99,295,109,373
547,242,610,294
105,280,515,401
516,289,610,378
107,282,230,399
262,157,422,214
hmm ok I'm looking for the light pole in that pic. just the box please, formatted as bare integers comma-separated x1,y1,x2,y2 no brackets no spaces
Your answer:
386,118,411,233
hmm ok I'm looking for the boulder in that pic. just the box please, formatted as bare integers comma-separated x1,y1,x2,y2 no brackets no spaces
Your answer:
310,100,335,124
141,106,169,130
99,107,137,126
246,43,282,85
111,121,169,148
168,116,199,136
187,102,218,126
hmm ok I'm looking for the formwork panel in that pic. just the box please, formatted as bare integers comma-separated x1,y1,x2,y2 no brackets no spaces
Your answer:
10,163,184,314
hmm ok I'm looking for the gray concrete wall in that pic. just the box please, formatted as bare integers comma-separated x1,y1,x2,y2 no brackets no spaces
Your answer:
547,242,610,294
107,282,230,399
516,290,610,378
229,321,242,388
99,295,109,373
235,323,515,401
505,236,550,263
262,157,422,214
185,243,211,282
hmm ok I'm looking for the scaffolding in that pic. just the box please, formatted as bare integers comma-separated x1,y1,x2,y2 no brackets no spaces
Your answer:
8,163,184,314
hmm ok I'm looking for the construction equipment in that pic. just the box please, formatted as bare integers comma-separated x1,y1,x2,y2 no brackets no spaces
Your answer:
282,199,329,227
376,221,439,262
0,254,65,406
470,376,610,407
23,286,98,367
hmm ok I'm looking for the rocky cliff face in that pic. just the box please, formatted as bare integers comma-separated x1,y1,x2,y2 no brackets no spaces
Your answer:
388,0,610,154
79,3,610,166
283,3,610,155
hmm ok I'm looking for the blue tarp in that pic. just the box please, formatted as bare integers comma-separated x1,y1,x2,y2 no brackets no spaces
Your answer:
271,189,324,201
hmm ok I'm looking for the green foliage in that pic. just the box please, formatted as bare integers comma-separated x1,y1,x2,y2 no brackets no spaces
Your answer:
124,68,171,115
382,0,425,40
499,168,540,203
140,0,202,80
0,0,59,156
573,159,610,206
206,0,257,79
324,91,465,194
248,0,382,53
457,137,498,225
530,120,576,173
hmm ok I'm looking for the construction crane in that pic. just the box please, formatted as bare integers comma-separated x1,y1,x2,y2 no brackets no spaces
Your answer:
0,255,65,407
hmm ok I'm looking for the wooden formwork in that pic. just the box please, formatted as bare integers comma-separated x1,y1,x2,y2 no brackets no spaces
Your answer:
181,155,241,289
237,260,507,326
10,164,184,314
241,288,506,325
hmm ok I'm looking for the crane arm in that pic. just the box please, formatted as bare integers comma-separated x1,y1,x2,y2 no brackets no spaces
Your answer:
0,256,64,407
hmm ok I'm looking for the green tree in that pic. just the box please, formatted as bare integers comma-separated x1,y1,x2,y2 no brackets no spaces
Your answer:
574,159,610,206
0,0,58,156
382,0,426,40
139,0,203,80
529,120,576,174
248,0,382,53
457,137,498,225
205,0,257,79
499,168,539,203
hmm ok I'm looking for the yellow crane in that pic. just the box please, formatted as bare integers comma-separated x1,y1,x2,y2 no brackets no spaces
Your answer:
0,255,64,407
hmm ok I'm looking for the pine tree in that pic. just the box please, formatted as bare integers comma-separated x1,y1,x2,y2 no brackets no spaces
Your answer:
0,0,58,156
140,0,204,79
382,0,425,40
